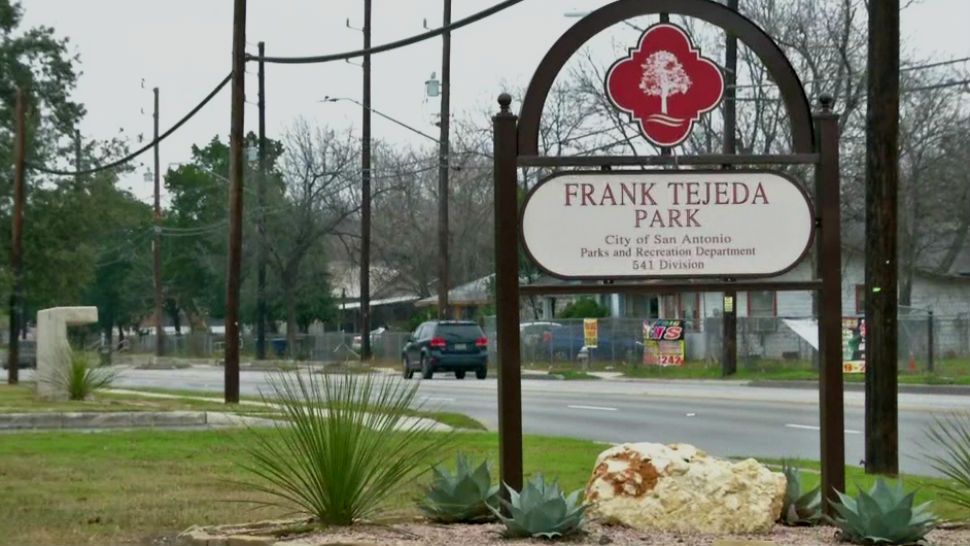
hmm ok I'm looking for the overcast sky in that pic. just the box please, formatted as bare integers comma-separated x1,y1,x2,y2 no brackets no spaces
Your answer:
21,0,970,202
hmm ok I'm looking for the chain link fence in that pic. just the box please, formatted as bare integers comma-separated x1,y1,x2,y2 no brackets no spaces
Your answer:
110,312,970,375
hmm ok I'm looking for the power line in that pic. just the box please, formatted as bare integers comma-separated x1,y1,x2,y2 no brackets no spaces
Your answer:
901,56,970,72
27,73,232,177
251,0,524,64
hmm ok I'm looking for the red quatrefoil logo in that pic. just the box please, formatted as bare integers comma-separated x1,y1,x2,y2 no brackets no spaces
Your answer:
606,23,724,147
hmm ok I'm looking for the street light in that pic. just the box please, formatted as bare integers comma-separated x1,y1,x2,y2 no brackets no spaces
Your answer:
320,96,440,144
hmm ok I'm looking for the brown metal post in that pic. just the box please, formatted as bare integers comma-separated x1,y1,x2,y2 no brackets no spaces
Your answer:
224,0,246,404
493,93,522,493
815,95,845,513
7,87,26,384
153,86,165,358
721,0,739,377
437,0,452,320
864,0,900,476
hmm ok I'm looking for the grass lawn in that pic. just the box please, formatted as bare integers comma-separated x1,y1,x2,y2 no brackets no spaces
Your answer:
0,384,260,414
756,458,970,522
0,429,602,546
0,428,967,545
616,358,970,385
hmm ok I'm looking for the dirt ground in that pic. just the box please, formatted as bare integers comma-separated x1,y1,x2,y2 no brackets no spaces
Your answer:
272,521,970,546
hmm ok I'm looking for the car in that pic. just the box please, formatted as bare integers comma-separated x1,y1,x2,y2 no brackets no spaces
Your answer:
1,340,37,369
402,320,488,380
352,326,387,352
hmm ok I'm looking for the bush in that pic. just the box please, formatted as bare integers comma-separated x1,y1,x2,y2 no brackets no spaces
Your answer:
237,371,453,525
557,297,610,319
57,352,116,400
489,474,587,539
924,411,970,512
828,478,936,545
419,452,499,523
779,459,821,526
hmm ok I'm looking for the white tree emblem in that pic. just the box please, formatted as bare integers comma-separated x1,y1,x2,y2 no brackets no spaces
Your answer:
639,50,692,114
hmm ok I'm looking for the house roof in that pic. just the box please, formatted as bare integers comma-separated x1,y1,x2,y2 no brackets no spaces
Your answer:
415,274,494,307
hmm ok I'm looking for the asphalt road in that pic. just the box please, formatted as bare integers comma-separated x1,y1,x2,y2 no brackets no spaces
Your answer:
106,366,970,476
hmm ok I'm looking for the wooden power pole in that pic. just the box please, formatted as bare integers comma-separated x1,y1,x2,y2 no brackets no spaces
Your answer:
224,0,247,404
256,40,268,361
7,87,26,384
437,0,451,320
360,0,373,361
864,0,900,475
153,86,164,358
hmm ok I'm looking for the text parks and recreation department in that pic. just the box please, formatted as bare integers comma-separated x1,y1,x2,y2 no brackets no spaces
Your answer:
583,233,758,272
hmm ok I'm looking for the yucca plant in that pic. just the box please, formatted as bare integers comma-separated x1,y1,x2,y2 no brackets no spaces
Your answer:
780,459,822,526
829,478,937,545
489,474,587,539
56,352,116,401
924,411,970,513
237,371,453,526
419,452,499,523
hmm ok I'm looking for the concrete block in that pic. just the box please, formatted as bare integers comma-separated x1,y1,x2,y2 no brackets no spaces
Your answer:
36,306,98,400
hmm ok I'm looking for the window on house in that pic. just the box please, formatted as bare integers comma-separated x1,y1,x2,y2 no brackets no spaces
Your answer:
747,291,776,317
855,285,865,315
680,293,700,331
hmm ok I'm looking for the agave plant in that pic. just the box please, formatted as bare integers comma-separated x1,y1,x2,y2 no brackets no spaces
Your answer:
780,460,822,526
489,474,587,539
237,371,453,525
419,452,499,523
55,351,116,401
829,478,937,545
923,411,970,512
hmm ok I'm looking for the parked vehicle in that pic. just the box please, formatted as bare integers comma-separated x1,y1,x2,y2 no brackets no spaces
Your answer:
402,321,488,380
539,324,642,361
352,326,387,352
1,340,36,369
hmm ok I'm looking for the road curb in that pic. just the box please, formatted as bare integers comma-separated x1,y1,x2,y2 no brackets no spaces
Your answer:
0,410,207,430
749,380,970,396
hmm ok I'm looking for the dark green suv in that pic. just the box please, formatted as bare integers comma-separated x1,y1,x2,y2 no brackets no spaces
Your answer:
402,321,488,380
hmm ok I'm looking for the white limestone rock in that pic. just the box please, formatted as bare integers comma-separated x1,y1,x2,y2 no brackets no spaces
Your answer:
585,442,785,534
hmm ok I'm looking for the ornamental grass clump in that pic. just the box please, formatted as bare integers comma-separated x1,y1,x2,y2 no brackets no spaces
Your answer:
57,352,116,401
419,452,499,523
924,411,970,513
779,459,822,526
828,478,936,545
489,474,587,539
238,371,453,526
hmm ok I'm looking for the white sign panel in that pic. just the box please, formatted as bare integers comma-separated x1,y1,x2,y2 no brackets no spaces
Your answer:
520,171,814,279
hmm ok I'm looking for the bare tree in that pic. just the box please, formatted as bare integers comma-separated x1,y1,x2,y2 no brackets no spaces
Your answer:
267,121,360,353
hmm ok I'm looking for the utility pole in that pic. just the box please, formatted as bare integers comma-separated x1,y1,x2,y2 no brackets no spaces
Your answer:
224,0,247,403
437,0,452,320
7,87,26,385
256,41,268,361
360,0,373,361
721,0,738,377
865,0,900,475
153,87,164,359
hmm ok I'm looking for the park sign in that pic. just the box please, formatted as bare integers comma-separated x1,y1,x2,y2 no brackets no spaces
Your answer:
520,171,814,279
606,23,724,147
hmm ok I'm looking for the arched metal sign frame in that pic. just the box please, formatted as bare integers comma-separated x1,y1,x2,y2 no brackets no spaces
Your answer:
491,0,845,513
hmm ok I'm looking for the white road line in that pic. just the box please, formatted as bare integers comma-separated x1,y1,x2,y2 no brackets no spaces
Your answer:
568,404,618,412
425,397,456,402
785,423,861,434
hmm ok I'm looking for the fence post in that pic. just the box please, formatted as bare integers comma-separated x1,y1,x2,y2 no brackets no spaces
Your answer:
927,310,934,373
